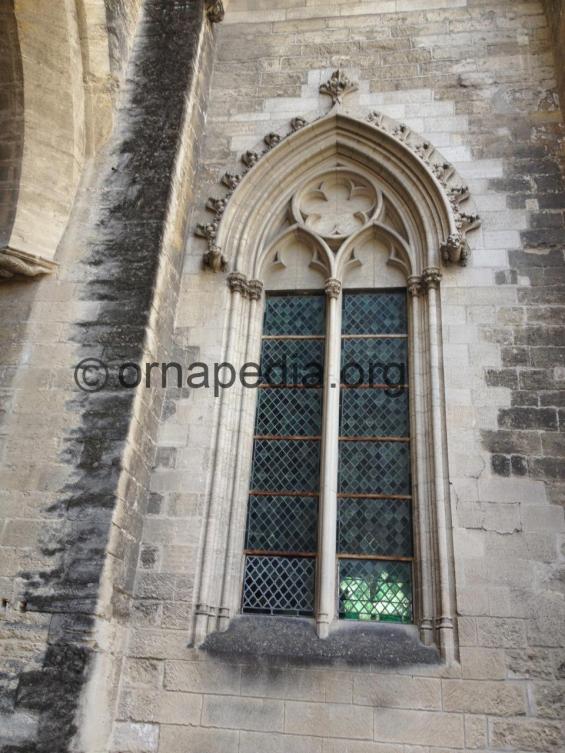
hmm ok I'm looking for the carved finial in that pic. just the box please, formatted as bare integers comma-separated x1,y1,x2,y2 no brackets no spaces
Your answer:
206,0,225,23
319,69,358,105
423,267,442,289
290,117,307,131
324,278,342,299
203,245,227,273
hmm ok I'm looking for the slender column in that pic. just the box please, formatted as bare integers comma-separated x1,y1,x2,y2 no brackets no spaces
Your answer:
423,267,455,662
193,272,249,644
316,278,342,639
407,275,435,646
218,279,264,630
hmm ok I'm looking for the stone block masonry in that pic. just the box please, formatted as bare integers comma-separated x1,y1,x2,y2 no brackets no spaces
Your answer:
0,1,216,751
0,0,564,752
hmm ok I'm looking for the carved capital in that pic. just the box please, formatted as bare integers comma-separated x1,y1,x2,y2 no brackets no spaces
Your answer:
324,277,342,299
407,275,423,297
247,279,264,301
422,267,442,290
319,69,358,105
227,271,248,297
206,0,225,23
0,247,57,281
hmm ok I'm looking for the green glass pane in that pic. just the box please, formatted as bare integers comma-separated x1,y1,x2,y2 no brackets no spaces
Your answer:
339,559,412,623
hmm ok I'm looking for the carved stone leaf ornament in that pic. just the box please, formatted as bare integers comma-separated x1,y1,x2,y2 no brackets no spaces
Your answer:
319,69,359,105
195,70,480,271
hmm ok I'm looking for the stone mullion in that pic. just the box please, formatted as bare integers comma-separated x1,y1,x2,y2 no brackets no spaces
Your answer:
218,280,264,630
193,273,249,643
408,275,435,647
423,267,456,663
316,278,342,639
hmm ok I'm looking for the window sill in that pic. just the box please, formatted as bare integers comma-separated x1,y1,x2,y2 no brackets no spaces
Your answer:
200,614,440,667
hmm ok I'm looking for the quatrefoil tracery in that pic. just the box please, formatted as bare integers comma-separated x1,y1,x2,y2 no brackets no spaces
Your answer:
291,171,383,247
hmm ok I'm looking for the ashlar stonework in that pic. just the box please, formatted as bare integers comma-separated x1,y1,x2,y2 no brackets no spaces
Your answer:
0,2,564,753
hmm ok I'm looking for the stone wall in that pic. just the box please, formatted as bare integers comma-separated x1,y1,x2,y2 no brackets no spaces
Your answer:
543,0,565,106
115,1,565,752
0,1,216,751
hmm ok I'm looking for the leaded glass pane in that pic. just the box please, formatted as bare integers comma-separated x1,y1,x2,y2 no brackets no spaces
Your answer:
339,559,412,622
263,295,325,336
246,495,318,553
339,440,411,496
342,292,407,335
243,555,315,614
340,388,409,437
251,439,320,492
255,387,322,436
261,339,325,386
341,338,407,386
338,498,412,556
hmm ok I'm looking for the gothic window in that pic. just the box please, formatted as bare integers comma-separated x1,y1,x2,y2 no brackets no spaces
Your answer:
192,105,480,662
242,289,413,623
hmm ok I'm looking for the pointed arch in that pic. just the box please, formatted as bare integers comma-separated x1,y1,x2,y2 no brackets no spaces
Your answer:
191,106,480,664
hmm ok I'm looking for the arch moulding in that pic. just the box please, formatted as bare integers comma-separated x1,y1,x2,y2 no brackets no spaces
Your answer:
191,74,482,663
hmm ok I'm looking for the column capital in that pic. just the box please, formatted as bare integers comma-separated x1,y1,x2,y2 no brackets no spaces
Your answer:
324,278,342,299
407,275,423,297
227,271,248,296
422,267,442,290
247,279,264,301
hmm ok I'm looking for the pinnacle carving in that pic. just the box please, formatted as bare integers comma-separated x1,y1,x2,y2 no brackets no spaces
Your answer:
319,69,358,105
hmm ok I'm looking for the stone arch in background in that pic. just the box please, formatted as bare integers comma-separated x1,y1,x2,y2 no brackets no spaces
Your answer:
0,0,120,278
